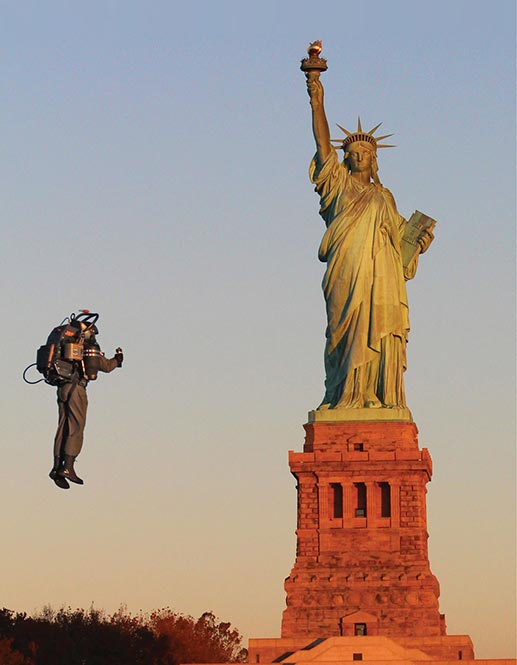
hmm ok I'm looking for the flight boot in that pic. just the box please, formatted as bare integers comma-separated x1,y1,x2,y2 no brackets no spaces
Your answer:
58,454,84,485
49,456,70,490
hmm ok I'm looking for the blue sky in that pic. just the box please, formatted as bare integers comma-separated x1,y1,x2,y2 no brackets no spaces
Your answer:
1,0,515,659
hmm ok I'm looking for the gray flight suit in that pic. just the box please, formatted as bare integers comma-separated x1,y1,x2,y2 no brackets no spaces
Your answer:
53,356,119,458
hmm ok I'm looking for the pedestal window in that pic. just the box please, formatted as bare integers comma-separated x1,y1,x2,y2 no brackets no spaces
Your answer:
354,482,367,517
329,482,343,518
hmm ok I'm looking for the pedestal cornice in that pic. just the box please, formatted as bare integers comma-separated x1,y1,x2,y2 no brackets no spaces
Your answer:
308,407,413,423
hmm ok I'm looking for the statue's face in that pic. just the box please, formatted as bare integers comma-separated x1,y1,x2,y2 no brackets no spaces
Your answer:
344,142,376,174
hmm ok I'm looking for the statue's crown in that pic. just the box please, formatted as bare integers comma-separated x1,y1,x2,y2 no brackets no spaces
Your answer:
331,118,395,151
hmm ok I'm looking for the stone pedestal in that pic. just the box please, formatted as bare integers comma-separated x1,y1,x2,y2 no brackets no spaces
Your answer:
241,418,517,665
281,420,445,641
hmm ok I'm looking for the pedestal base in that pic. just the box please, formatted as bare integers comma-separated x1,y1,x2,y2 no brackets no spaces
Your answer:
248,635,482,664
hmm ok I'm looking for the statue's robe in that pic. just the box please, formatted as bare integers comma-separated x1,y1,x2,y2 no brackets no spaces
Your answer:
311,148,415,408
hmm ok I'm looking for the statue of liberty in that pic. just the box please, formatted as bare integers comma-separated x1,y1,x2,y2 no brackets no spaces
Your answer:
303,43,434,413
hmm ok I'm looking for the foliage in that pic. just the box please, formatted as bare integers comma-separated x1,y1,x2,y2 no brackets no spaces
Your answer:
151,609,247,663
0,606,246,665
0,637,33,665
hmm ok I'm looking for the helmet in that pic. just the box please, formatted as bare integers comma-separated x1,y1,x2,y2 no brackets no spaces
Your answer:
80,322,99,341
72,311,100,341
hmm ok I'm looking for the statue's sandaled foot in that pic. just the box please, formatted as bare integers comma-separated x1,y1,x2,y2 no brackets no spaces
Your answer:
365,398,382,408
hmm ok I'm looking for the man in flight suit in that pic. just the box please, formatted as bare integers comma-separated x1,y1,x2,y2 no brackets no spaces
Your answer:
49,321,123,490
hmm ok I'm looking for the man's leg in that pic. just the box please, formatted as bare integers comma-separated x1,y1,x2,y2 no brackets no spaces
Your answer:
50,384,72,489
59,383,88,485
63,383,88,457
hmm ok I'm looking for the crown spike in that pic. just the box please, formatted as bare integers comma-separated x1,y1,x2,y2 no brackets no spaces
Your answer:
377,144,396,149
375,133,394,141
357,117,363,132
368,122,383,135
336,123,353,137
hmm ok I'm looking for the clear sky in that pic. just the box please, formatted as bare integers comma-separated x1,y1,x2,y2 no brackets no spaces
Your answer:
1,0,515,659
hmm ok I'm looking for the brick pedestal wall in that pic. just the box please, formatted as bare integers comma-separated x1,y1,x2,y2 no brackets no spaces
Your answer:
282,421,446,640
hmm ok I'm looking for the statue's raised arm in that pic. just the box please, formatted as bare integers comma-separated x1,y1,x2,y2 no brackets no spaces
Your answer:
301,41,332,163
307,76,331,163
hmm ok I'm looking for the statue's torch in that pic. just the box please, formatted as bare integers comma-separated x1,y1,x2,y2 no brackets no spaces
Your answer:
300,40,328,80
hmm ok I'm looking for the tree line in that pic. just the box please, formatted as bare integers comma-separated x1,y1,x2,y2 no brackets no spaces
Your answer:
0,606,247,665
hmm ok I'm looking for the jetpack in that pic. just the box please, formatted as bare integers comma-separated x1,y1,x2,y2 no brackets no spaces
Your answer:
23,310,102,386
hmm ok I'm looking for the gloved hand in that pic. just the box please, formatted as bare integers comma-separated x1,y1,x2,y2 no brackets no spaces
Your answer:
115,347,124,367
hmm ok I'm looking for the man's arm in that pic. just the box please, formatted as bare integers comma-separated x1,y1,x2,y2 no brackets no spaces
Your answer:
306,75,331,162
98,348,123,373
